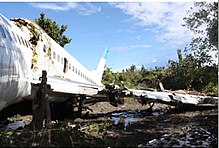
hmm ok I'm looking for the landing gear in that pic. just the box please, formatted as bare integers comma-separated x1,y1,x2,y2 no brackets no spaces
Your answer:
138,95,154,112
77,95,85,117
65,95,93,118
105,84,125,107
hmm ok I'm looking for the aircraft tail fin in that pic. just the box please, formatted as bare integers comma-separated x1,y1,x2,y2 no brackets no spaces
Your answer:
94,48,109,84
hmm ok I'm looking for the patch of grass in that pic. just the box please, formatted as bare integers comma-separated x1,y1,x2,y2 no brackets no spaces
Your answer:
124,97,139,104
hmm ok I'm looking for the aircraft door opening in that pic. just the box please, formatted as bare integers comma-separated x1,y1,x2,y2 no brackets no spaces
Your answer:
63,57,68,73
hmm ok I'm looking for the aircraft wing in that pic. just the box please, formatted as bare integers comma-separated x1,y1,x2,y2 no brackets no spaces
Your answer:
125,88,218,106
31,75,104,97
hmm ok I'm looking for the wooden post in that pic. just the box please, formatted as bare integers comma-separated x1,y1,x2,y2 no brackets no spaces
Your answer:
32,70,51,146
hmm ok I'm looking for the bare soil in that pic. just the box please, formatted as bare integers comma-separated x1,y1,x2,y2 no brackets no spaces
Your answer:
0,98,218,147
85,99,218,147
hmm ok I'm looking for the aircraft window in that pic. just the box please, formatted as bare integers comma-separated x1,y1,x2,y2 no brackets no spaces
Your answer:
28,42,31,47
11,32,17,43
53,52,56,59
0,25,6,38
24,40,29,48
69,63,71,70
43,44,46,52
63,58,68,73
75,68,77,73
16,34,22,45
72,66,74,72
21,37,26,46
57,55,60,62
78,70,80,75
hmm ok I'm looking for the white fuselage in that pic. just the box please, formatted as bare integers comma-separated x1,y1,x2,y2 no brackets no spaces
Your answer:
0,14,107,111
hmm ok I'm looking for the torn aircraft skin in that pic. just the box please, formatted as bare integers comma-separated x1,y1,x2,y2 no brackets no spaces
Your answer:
0,13,217,114
124,85,218,110
0,13,109,111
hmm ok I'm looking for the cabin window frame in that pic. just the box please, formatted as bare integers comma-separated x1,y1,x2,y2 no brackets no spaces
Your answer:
69,63,71,70
24,40,29,48
63,57,68,73
11,32,17,43
16,34,22,45
20,37,26,47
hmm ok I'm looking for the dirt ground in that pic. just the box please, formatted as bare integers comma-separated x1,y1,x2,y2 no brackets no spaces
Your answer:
83,99,218,147
0,98,218,147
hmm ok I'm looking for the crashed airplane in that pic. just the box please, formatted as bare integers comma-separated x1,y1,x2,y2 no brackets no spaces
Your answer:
0,13,217,115
107,81,218,110
0,13,110,113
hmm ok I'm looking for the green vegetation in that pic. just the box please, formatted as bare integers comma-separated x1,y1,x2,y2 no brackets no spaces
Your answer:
35,13,72,47
102,2,218,96
183,2,218,67
102,51,218,96
125,97,139,104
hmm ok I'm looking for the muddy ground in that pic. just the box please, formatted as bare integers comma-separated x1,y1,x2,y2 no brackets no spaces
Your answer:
0,98,218,147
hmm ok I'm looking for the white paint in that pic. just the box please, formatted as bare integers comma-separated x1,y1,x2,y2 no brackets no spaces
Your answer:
0,14,108,111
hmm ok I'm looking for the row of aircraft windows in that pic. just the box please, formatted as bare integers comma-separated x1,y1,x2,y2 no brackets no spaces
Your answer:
52,51,96,85
0,24,97,85
0,24,31,48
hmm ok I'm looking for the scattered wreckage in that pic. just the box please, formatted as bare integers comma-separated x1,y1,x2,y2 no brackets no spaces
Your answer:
103,82,218,111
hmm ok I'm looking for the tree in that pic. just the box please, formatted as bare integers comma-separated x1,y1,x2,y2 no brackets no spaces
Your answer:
183,2,218,66
163,48,218,95
35,13,72,47
101,67,115,85
165,51,198,90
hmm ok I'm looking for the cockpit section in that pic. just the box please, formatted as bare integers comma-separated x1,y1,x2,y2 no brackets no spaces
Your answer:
0,14,32,110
